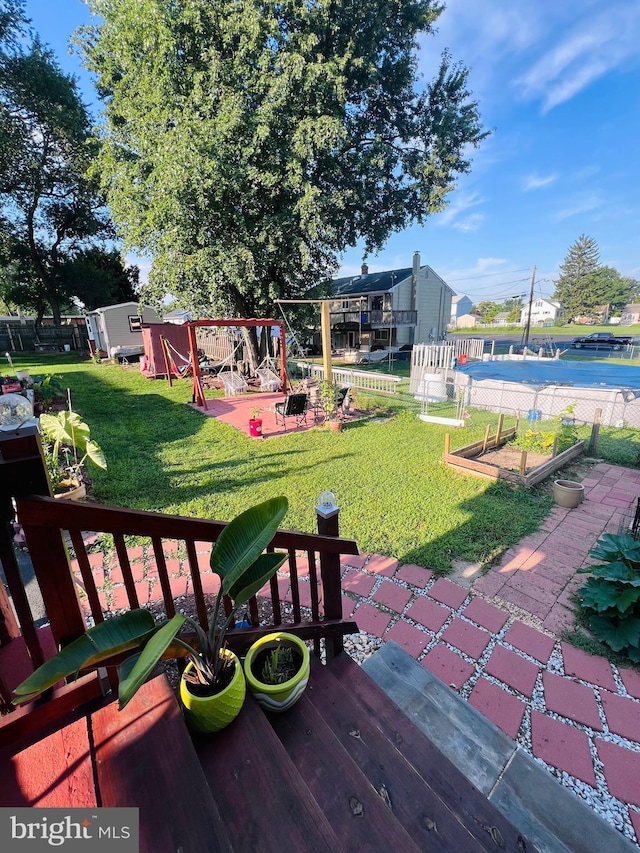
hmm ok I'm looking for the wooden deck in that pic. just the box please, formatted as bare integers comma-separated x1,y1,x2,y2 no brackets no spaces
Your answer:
0,655,537,852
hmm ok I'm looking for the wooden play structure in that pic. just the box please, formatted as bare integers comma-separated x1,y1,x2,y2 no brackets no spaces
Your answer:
140,323,191,379
187,318,288,409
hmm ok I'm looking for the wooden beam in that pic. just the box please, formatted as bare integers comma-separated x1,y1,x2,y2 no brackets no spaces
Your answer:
320,300,332,381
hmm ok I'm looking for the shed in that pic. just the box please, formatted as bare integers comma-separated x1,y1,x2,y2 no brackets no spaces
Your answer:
86,302,160,358
140,323,190,379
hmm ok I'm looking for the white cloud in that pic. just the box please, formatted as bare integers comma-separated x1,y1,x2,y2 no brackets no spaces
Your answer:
553,193,603,221
523,173,557,191
436,191,483,231
516,6,640,112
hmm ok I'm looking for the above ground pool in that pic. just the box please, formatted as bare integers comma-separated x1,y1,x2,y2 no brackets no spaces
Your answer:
458,359,640,389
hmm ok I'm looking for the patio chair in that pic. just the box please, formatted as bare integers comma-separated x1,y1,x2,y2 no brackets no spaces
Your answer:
274,393,309,429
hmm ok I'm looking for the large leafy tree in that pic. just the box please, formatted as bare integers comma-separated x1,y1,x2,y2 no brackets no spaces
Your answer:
80,0,489,363
0,2,118,324
554,235,637,320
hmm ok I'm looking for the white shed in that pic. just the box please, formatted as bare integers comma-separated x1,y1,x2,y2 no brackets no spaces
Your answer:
86,302,161,358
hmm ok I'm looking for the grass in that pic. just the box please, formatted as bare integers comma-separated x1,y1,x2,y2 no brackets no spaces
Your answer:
12,352,557,573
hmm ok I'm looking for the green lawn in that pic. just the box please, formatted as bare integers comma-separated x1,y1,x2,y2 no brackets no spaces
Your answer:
3,352,586,573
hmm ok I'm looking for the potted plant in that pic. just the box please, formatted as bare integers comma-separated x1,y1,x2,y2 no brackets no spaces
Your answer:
243,632,310,712
319,380,341,430
249,406,263,438
39,410,107,499
13,497,289,734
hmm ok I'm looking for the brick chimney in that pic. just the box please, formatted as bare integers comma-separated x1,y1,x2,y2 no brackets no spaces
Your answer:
361,263,368,276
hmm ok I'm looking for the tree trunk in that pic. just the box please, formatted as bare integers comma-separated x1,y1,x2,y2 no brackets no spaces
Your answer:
240,326,260,375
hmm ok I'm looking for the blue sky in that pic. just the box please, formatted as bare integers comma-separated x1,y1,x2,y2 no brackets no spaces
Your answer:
26,0,640,304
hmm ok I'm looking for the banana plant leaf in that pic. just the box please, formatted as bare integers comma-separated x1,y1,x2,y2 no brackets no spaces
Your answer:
213,496,288,592
118,614,187,709
13,610,156,704
227,551,288,607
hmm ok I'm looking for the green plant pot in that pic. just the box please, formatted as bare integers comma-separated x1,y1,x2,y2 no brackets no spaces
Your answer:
179,651,246,733
244,632,310,713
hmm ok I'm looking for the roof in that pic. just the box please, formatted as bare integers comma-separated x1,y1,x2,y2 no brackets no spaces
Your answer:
451,294,471,304
89,301,140,315
331,268,413,296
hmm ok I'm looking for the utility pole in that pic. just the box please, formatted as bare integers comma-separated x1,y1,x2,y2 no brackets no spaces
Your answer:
522,266,537,349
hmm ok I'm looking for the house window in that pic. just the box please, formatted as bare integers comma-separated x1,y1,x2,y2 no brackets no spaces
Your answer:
372,295,383,310
373,329,389,342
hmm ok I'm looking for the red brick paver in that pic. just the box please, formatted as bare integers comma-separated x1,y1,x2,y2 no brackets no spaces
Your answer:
406,597,450,633
469,678,525,739
503,621,555,663
561,642,616,691
542,672,602,730
531,712,596,787
596,740,640,807
485,646,539,697
352,602,393,636
421,644,474,689
441,618,491,659
384,622,429,658
462,598,509,633
394,563,433,588
342,571,377,598
372,581,413,613
600,691,640,744
365,554,399,577
428,578,468,609
619,668,640,700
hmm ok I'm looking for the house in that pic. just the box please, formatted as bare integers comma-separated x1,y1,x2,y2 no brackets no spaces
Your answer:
329,253,453,350
519,298,563,326
456,312,483,328
493,312,511,326
450,294,473,326
619,304,640,325
86,301,161,358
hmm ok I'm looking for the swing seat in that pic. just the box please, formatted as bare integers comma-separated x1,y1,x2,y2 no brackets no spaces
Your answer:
220,371,248,396
255,367,281,392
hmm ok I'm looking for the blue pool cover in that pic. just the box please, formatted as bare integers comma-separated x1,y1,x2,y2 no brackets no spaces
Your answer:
458,359,640,390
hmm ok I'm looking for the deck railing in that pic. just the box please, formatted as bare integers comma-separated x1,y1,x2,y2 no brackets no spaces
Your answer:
297,362,402,394
6,497,359,706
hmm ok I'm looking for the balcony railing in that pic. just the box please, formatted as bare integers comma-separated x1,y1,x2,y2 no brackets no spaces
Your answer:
330,309,417,328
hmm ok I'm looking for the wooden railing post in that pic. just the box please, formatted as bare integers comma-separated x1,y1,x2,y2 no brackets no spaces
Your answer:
316,492,343,663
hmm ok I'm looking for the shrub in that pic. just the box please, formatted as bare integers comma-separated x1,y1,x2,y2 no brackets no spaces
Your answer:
577,533,640,662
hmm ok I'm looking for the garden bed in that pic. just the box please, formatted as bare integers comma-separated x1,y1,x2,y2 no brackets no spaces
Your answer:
443,416,585,486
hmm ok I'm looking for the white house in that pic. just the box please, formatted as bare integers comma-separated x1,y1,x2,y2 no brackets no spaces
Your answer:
520,298,563,326
329,253,453,350
450,294,473,326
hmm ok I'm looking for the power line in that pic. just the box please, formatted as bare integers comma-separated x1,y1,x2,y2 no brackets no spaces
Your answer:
447,267,532,283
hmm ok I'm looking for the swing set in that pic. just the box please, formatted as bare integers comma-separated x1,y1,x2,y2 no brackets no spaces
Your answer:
186,318,288,410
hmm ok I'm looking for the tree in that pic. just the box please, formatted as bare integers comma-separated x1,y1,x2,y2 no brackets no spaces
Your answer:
473,301,498,320
80,0,489,366
0,5,115,324
554,236,637,320
554,235,601,320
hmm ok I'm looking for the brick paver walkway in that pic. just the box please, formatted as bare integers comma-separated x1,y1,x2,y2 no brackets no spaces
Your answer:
70,461,640,845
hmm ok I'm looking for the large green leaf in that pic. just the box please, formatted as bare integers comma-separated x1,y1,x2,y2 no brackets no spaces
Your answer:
590,561,637,584
589,533,640,566
40,410,106,469
227,551,288,607
211,496,288,589
579,578,625,613
13,609,156,704
589,614,640,652
118,613,187,709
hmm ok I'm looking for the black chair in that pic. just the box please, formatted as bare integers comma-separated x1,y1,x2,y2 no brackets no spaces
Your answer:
274,393,309,429
334,386,350,419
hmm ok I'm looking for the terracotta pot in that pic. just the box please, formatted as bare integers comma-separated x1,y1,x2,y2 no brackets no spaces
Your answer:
553,479,584,509
54,482,86,501
326,419,342,431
